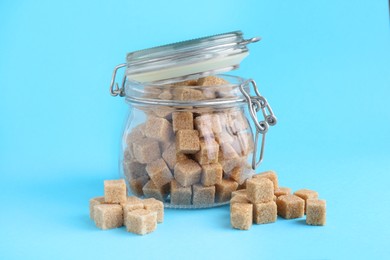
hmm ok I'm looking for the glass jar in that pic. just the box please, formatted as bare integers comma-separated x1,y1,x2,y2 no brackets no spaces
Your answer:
109,31,277,208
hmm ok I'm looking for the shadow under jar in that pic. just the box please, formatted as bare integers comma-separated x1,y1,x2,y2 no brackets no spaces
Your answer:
109,31,277,208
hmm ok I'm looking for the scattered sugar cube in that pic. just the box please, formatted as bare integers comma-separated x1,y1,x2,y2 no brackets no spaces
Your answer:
143,198,164,223
246,178,274,204
192,184,215,205
230,166,255,185
231,189,247,199
142,180,169,202
276,195,305,219
174,159,202,187
170,180,192,205
146,159,173,188
253,201,277,224
230,203,253,230
274,187,291,197
215,179,239,203
200,163,223,186
104,179,127,204
144,117,173,143
294,189,319,203
253,170,279,190
176,130,200,154
294,189,319,213
123,196,144,220
230,193,250,206
89,196,104,220
194,139,219,165
129,176,149,196
94,204,123,230
306,199,326,226
125,209,157,235
133,138,161,164
172,112,193,132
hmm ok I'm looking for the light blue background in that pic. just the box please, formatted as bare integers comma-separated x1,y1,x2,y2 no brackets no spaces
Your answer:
1,0,389,259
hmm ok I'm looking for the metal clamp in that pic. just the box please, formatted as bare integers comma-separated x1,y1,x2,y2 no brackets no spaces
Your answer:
239,79,277,169
109,63,127,97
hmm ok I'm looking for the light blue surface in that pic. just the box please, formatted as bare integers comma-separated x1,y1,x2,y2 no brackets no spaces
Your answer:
1,0,389,259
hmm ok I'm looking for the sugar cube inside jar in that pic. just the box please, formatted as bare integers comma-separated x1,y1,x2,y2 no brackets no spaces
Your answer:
109,31,277,208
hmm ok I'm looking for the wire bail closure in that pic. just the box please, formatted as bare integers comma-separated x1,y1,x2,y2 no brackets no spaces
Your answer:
239,79,277,169
109,63,126,97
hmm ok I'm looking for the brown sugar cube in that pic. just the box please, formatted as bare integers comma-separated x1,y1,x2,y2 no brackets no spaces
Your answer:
194,114,214,138
194,139,219,165
253,170,279,190
215,132,234,144
170,180,192,205
123,160,147,180
144,117,173,143
273,195,277,202
151,106,173,119
230,203,253,230
169,79,198,87
230,166,255,185
220,157,245,173
176,130,200,154
104,179,127,204
253,201,277,224
294,189,319,214
215,179,239,203
158,90,172,100
142,180,169,202
123,196,144,220
220,142,239,159
133,138,161,164
94,204,123,230
129,176,149,196
237,131,254,156
228,110,249,134
89,196,104,220
276,195,305,219
192,184,215,205
143,198,164,223
306,199,326,226
275,187,291,197
162,143,177,170
172,112,193,132
231,189,247,198
173,88,204,101
294,189,319,211
174,159,202,187
201,163,223,186
246,178,274,204
146,158,173,188
197,76,229,86
125,209,157,235
125,125,145,147
230,193,250,206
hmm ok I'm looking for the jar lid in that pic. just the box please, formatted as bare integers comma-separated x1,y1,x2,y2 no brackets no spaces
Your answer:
125,31,260,83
